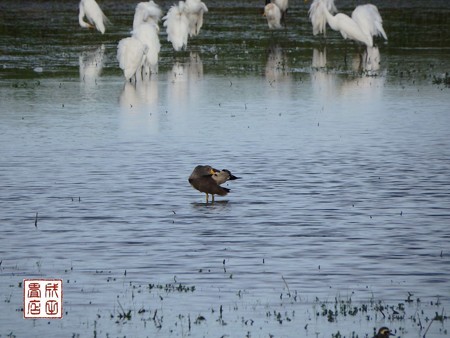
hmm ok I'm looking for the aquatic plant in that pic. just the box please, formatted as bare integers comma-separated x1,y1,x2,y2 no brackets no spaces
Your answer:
432,72,450,87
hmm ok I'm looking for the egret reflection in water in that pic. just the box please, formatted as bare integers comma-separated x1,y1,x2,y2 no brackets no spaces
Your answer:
341,56,385,99
310,46,384,104
79,44,105,84
167,53,204,108
311,47,327,69
311,44,381,74
265,45,290,82
311,47,338,106
118,79,160,134
350,46,381,74
363,46,381,73
119,78,159,112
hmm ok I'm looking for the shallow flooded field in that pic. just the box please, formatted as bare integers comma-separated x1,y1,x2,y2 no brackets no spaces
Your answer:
1,0,450,337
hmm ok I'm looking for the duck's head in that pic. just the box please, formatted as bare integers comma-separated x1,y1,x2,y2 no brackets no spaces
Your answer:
376,327,394,338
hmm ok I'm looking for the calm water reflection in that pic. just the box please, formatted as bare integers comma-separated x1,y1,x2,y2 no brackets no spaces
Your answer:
1,0,450,337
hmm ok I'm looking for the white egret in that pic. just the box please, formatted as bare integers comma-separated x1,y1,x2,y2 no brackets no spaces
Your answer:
117,1,162,81
132,22,161,75
309,0,371,46
352,4,387,47
78,0,109,34
309,0,387,47
309,0,337,35
133,1,163,30
264,3,283,29
163,2,190,51
265,0,288,24
117,37,146,81
185,0,208,37
132,1,162,76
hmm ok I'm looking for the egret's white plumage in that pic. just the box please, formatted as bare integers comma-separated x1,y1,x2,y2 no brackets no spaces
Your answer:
117,37,146,81
185,0,208,37
117,1,162,80
132,22,161,75
133,1,163,31
264,3,283,29
79,0,109,34
309,0,371,46
272,0,288,15
352,4,387,47
309,0,387,47
265,0,288,25
271,0,289,20
309,0,337,35
163,2,190,51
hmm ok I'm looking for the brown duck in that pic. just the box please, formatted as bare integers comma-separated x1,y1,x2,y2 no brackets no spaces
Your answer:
188,165,239,203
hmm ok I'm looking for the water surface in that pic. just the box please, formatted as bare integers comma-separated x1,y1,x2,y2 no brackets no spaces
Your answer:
1,1,450,337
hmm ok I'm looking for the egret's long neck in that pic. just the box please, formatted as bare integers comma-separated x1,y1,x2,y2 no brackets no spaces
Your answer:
133,12,144,31
321,4,338,31
78,5,86,26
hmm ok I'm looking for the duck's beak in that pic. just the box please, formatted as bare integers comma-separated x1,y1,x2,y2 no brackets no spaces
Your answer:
229,174,240,180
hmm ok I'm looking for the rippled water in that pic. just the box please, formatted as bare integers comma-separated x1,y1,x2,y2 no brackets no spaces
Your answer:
1,1,450,337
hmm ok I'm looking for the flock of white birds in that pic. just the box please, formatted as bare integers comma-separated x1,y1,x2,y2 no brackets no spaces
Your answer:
78,0,387,81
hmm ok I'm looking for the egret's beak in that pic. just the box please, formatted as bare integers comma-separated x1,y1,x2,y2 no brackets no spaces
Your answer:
209,168,218,175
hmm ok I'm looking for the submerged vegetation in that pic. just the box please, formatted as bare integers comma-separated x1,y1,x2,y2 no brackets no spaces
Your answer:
8,266,447,337
89,282,449,337
12,269,446,338
432,72,450,87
